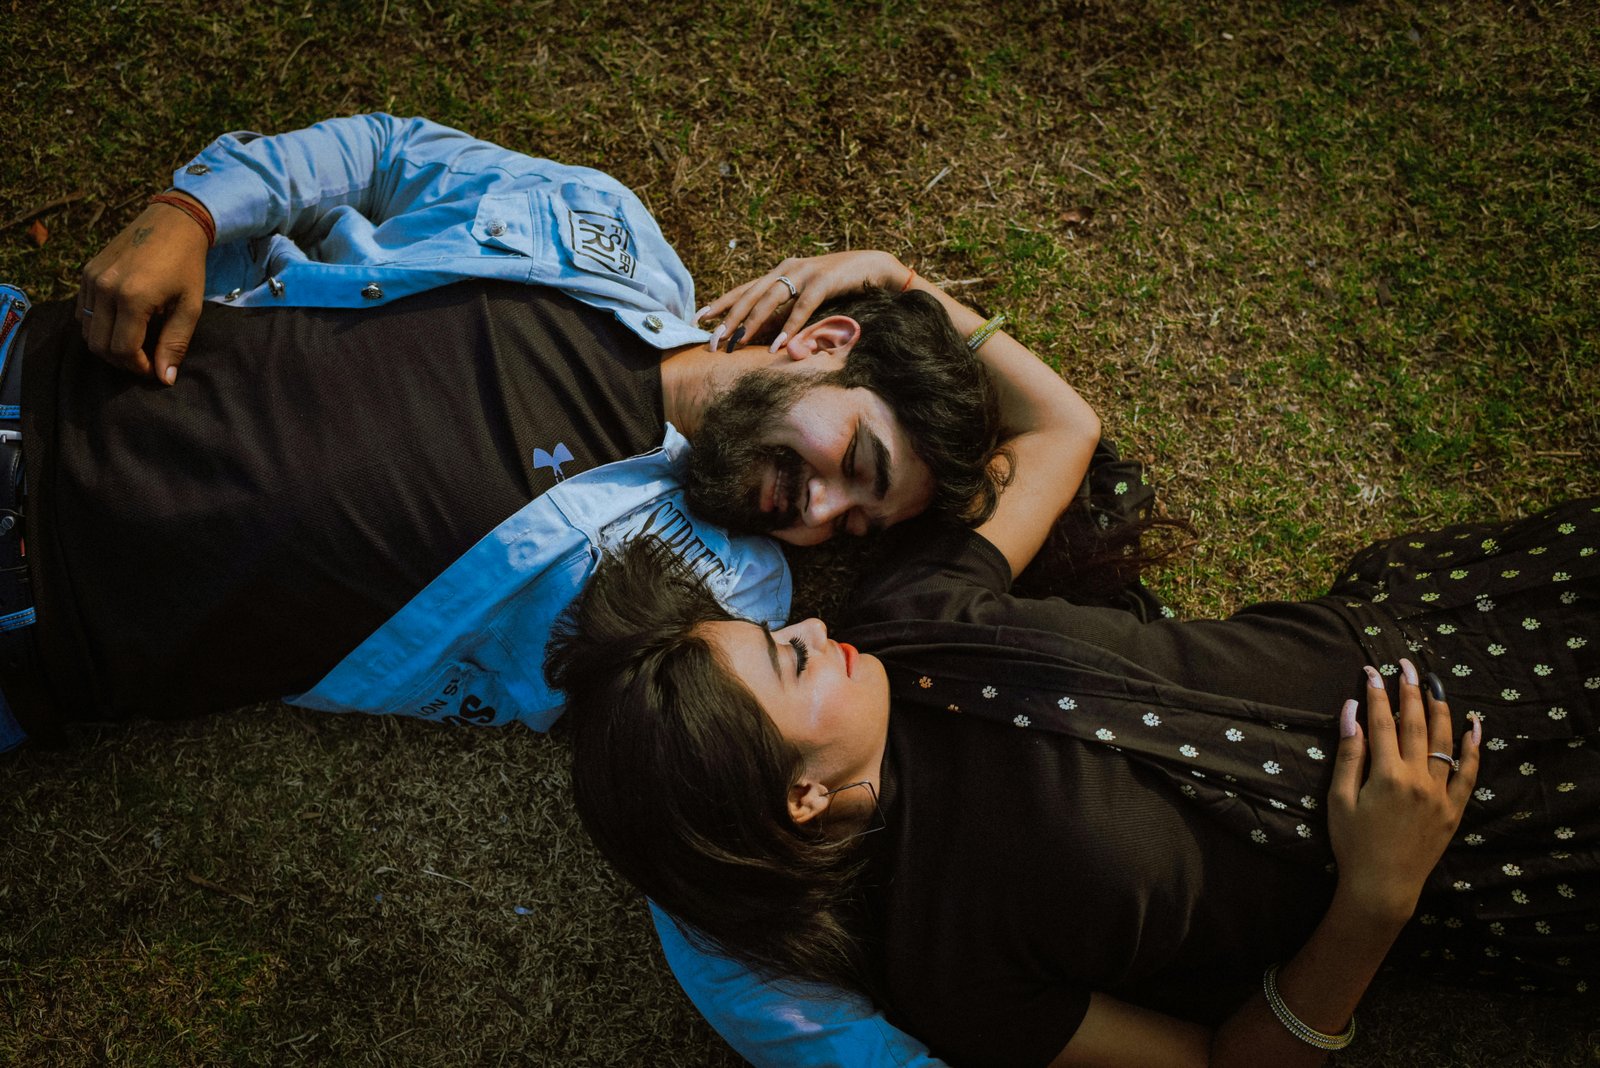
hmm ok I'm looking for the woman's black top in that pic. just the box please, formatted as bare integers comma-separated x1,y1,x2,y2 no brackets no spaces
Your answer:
841,503,1598,1068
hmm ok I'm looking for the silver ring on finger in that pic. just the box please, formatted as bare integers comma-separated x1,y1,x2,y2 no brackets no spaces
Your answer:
1427,751,1460,772
79,307,93,318
774,275,798,300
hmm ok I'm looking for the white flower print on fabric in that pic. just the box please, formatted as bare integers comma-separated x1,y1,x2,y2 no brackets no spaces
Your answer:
1558,522,1575,534
1554,571,1570,582
1114,480,1129,495
1512,889,1529,904
982,685,997,698
1421,592,1440,603
1224,790,1237,798
1263,761,1282,775
1561,591,1579,604
1501,688,1521,700
1582,546,1596,556
1406,640,1422,652
1191,770,1206,778
1488,643,1506,656
1549,707,1568,721
1142,712,1160,727
1307,747,1325,761
1528,546,1548,555
947,704,961,713
1587,678,1600,691
1503,863,1522,876
1557,782,1576,793
1250,829,1268,844
1500,568,1519,578
1057,696,1077,711
1452,664,1472,677
1300,796,1317,810
917,676,932,689
1179,744,1198,758
1372,591,1388,603
1464,833,1485,845
1436,625,1457,636
1452,880,1472,892
1363,625,1382,636
1555,827,1575,840
1534,664,1552,677
1476,597,1494,611
1225,728,1244,742
1481,538,1499,552
1444,918,1462,929
1558,884,1576,899
1271,722,1288,731
1536,921,1552,935
1489,922,1505,936
1415,571,1432,580
1296,824,1312,839
1486,738,1507,751
1519,762,1536,776
1095,728,1116,741
1522,617,1540,630
1567,637,1587,650
1380,663,1397,677
1474,787,1495,801
1180,783,1197,798
1485,947,1502,958
1409,541,1425,549
1269,798,1287,809
1450,569,1468,580
1013,715,1031,728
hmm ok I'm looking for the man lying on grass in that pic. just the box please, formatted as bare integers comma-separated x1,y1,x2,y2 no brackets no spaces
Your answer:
0,114,1103,1066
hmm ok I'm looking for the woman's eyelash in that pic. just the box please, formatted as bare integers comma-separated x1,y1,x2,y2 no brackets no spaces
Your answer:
788,636,809,675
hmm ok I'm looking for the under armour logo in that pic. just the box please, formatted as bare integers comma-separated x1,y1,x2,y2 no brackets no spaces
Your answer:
533,442,574,483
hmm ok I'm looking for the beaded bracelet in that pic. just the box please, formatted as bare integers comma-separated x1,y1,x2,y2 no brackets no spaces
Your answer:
149,192,216,248
1262,965,1356,1051
965,312,1008,352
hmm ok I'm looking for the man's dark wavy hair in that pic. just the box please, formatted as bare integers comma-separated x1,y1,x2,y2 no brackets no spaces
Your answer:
821,286,1006,526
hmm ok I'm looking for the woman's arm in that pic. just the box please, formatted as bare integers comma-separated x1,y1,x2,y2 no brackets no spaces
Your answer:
701,251,1100,575
1054,662,1481,1068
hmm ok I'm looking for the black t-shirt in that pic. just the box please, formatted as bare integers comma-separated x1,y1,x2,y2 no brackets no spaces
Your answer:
22,280,664,718
843,526,1346,1067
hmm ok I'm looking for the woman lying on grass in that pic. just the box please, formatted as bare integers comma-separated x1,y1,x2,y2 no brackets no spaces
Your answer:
548,258,1598,1068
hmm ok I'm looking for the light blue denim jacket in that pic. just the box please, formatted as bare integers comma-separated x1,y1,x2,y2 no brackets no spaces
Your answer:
164,115,946,1068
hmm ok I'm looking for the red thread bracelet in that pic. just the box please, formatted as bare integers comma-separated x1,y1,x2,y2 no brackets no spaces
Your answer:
900,266,917,292
149,192,216,248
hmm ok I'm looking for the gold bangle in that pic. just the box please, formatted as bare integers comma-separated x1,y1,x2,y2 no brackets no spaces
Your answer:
1262,965,1356,1051
965,312,1008,351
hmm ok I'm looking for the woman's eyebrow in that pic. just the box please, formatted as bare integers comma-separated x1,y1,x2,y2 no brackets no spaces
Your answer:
760,624,782,679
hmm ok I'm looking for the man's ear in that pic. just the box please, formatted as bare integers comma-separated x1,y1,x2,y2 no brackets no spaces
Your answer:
782,315,860,365
787,777,834,825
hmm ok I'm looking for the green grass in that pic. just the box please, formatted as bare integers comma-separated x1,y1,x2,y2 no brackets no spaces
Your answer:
3,0,1598,1064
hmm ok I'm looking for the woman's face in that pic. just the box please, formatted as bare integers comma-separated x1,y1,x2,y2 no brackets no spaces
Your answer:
701,617,891,790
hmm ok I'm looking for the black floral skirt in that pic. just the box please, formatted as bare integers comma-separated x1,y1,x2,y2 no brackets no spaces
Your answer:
1331,499,1599,994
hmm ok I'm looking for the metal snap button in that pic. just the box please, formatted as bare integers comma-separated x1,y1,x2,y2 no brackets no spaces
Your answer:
644,314,663,333
267,276,285,298
486,221,506,237
361,283,384,300
185,163,210,176
222,288,242,302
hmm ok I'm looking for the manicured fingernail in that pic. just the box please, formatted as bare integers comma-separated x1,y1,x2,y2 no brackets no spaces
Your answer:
1399,658,1418,685
768,330,789,353
709,324,725,351
163,366,177,385
1363,665,1383,689
1340,698,1359,738
694,305,711,321
1469,712,1482,745
728,326,746,350
1424,672,1446,702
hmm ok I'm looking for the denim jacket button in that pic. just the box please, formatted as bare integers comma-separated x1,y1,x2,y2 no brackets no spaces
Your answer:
486,221,506,237
267,276,285,298
184,163,210,176
222,288,242,302
361,283,384,301
643,314,663,333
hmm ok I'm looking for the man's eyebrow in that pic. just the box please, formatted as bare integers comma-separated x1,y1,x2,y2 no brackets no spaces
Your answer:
866,427,891,500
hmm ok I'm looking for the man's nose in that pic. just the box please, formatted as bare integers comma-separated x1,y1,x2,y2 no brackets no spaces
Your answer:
802,478,858,531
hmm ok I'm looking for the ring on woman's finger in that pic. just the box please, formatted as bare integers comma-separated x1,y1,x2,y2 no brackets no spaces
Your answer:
79,307,93,318
774,275,799,300
1427,751,1461,772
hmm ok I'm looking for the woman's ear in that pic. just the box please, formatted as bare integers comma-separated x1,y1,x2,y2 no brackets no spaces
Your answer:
787,778,833,825
783,315,860,364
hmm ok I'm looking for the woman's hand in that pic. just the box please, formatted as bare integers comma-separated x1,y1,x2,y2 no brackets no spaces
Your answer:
1327,658,1481,924
696,250,907,351
77,196,211,384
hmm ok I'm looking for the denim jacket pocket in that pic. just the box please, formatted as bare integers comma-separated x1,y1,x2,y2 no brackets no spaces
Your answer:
471,192,540,258
547,182,649,286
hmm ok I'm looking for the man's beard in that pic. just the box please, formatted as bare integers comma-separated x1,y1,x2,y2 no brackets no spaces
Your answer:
685,370,814,534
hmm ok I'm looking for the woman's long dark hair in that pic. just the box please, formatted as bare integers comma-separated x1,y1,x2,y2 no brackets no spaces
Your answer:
545,540,873,993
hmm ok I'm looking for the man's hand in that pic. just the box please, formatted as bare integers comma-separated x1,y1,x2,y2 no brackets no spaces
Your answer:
697,251,905,351
77,195,211,384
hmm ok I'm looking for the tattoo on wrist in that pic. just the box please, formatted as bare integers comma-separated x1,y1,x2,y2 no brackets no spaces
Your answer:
131,225,154,247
